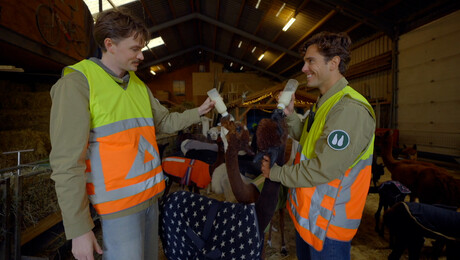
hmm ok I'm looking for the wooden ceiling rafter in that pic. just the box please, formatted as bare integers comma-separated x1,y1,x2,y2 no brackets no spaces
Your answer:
224,0,246,59
211,0,221,61
167,0,186,51
346,0,402,35
239,1,274,67
314,0,394,38
269,9,337,72
138,0,162,61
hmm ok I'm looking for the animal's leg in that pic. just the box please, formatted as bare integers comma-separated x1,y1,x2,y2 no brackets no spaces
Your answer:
161,176,173,201
445,240,460,260
407,235,424,260
388,232,408,260
431,239,446,259
267,221,273,247
279,208,287,256
379,204,389,237
255,179,280,239
192,185,200,194
374,199,384,234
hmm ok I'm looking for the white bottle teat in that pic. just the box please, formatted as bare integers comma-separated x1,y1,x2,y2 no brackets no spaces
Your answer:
277,79,299,109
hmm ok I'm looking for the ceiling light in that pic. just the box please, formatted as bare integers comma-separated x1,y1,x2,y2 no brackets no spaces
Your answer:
238,41,242,48
142,36,165,51
240,66,244,70
168,62,172,66
84,0,138,16
150,70,156,75
282,17,296,31
255,0,261,9
156,66,161,70
258,54,265,61
276,3,286,17
230,62,233,67
251,47,256,53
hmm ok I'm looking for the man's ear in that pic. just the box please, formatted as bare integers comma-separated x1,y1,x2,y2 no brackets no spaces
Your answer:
329,56,340,71
104,38,115,54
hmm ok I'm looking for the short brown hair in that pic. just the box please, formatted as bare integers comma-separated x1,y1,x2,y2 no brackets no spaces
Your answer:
301,32,352,75
93,8,149,52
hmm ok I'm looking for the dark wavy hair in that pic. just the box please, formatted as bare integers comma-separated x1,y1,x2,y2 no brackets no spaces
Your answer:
300,32,352,75
93,8,149,52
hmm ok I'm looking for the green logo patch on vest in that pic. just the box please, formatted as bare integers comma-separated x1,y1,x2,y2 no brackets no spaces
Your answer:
327,130,350,151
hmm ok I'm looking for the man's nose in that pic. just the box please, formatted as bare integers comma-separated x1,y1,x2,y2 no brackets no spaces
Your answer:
137,51,144,60
302,63,309,74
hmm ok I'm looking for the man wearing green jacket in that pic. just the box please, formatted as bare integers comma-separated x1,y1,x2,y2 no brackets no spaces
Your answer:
49,9,214,260
262,32,376,259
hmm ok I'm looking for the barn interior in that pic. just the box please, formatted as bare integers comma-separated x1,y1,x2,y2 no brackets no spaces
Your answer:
1,0,460,259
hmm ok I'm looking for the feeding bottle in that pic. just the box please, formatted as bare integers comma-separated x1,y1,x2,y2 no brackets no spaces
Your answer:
207,88,228,117
277,79,299,109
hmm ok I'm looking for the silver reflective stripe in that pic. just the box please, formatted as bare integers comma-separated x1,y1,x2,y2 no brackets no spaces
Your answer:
329,157,372,229
86,117,163,205
89,118,154,141
89,172,163,204
126,135,161,179
164,157,186,163
289,148,372,240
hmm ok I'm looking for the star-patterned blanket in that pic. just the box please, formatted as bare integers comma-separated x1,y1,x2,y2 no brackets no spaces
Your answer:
160,191,263,259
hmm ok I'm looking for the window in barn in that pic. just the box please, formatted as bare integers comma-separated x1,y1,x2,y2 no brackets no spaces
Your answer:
173,81,185,96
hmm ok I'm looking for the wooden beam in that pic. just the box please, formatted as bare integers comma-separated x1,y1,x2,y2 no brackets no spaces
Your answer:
346,51,392,80
237,106,253,121
241,104,311,109
227,83,285,107
21,211,62,245
267,10,337,70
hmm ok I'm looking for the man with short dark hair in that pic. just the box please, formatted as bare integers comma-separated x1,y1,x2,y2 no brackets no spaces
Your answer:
49,9,214,260
262,31,376,259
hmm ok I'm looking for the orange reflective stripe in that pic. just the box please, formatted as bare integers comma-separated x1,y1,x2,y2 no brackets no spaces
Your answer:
98,126,159,191
287,206,324,251
346,165,371,219
295,187,315,219
87,183,95,195
94,180,165,215
320,195,335,211
294,152,301,164
328,179,341,188
326,224,356,241
85,159,91,173
316,214,329,231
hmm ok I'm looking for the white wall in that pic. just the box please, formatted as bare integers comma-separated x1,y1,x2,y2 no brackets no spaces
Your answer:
398,10,460,156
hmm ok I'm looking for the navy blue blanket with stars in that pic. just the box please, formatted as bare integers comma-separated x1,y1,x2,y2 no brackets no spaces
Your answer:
160,191,262,259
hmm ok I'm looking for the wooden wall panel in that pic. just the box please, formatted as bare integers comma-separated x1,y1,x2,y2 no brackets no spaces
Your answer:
398,10,460,157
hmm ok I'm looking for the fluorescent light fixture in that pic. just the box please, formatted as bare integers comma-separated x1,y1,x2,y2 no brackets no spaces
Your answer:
156,66,161,70
251,47,257,53
276,3,286,17
230,62,233,67
142,36,165,51
282,17,296,31
238,41,242,48
240,66,243,70
84,0,137,16
255,0,261,9
150,70,156,75
258,54,265,61
168,62,171,66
